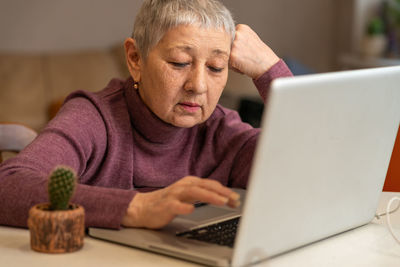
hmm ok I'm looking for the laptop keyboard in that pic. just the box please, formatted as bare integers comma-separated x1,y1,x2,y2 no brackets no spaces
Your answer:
176,217,240,248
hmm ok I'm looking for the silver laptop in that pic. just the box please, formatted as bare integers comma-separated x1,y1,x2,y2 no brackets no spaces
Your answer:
89,66,400,267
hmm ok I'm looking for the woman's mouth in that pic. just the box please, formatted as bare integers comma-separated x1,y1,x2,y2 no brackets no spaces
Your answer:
178,102,201,113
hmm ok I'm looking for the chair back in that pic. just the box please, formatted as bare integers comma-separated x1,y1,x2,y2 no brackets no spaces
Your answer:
0,123,37,163
383,125,400,192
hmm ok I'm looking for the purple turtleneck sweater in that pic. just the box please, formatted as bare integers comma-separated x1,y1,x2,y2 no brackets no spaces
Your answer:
0,60,292,229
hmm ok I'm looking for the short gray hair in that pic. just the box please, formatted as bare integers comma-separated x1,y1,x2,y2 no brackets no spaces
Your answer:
132,0,235,59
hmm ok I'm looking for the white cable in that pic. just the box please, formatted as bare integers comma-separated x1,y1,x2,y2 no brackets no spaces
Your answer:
386,196,400,245
375,200,400,219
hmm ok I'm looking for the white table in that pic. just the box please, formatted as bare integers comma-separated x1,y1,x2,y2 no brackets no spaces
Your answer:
1,192,400,267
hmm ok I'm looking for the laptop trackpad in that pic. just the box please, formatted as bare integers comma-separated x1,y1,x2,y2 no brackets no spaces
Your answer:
164,205,238,233
166,189,245,232
181,205,236,222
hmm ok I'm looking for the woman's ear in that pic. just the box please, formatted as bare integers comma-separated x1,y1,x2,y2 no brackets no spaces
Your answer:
124,38,142,82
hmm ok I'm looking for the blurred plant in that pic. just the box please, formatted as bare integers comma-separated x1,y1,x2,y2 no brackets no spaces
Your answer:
367,17,386,35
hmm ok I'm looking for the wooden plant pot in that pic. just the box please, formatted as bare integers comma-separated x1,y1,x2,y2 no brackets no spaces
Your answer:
28,203,85,253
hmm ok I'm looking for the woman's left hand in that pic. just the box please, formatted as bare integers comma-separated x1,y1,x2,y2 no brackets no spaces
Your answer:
229,24,280,80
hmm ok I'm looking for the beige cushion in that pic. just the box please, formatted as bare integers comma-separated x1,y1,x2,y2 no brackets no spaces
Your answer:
111,43,130,78
0,48,125,131
44,50,124,101
0,54,47,131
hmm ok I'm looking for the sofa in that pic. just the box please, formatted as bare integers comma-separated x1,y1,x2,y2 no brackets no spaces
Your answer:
0,44,129,132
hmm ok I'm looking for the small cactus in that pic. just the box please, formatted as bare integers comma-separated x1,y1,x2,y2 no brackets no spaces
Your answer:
48,166,77,210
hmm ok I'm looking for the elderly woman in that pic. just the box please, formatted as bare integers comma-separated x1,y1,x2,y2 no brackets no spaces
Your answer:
0,0,292,229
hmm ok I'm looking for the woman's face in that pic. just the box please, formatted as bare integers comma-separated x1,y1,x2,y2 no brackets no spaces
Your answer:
136,25,231,128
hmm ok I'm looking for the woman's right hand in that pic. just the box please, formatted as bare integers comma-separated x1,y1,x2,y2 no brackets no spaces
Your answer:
121,176,241,229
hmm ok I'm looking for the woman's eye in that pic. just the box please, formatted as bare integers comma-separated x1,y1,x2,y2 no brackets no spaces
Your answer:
170,62,189,68
208,66,224,73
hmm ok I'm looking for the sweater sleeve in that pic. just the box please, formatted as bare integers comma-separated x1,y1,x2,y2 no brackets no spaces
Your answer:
253,59,294,102
0,97,135,229
228,59,293,188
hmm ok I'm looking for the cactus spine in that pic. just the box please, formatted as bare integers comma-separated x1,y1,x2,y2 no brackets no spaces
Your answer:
48,166,77,210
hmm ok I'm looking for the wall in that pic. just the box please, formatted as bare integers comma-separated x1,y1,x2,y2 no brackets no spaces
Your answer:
0,0,140,52
0,0,341,99
0,0,339,64
221,0,338,98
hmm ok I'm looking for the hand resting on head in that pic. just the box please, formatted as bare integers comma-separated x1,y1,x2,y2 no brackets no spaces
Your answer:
230,24,280,79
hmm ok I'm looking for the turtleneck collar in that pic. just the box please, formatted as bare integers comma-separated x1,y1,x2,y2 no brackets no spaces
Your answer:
123,77,188,144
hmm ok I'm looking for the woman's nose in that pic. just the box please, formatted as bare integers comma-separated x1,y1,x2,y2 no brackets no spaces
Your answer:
184,66,207,94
